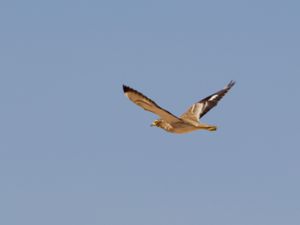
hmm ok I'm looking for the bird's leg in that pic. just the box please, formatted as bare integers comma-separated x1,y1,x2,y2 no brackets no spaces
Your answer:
207,126,217,131
198,124,217,131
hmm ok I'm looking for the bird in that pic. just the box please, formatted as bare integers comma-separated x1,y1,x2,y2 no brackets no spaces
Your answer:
123,80,235,134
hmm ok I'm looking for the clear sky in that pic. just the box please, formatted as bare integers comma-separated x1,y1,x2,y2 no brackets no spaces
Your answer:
1,1,300,225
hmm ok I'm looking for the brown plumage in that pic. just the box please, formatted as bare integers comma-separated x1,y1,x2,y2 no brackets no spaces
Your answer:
123,81,235,134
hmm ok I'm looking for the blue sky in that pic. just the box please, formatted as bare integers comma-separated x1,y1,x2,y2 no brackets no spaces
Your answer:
1,1,300,225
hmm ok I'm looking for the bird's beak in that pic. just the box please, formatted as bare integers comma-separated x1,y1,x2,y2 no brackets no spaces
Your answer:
150,123,155,127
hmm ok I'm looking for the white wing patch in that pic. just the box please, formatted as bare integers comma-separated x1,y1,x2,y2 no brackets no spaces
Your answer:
209,94,218,101
180,80,235,121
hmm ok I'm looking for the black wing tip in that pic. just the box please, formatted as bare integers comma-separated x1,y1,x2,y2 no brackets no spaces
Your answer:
122,85,145,98
227,80,236,89
123,84,131,93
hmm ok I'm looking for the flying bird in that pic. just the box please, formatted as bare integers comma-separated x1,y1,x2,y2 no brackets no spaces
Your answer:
123,81,235,134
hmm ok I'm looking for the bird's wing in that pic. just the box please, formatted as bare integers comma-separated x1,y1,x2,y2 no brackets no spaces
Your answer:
123,85,181,123
180,80,235,122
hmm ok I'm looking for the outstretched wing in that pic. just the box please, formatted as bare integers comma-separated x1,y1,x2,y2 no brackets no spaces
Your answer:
180,80,235,122
123,85,181,123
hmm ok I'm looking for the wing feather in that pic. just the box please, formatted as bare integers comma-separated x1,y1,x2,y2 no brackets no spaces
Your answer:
180,80,235,121
123,85,181,123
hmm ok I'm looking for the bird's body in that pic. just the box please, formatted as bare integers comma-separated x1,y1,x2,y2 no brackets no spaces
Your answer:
152,119,216,134
123,81,235,134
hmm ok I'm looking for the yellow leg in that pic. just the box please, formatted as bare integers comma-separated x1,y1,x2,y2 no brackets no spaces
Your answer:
207,126,217,131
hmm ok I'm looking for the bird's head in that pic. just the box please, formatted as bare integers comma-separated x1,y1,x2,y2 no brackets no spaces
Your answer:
151,119,161,127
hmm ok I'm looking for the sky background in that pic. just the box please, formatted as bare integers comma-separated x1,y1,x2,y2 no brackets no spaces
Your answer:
1,1,300,225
